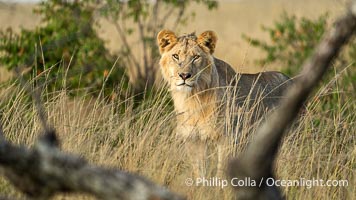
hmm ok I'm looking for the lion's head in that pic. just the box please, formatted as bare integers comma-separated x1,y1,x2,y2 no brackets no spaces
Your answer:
157,30,218,93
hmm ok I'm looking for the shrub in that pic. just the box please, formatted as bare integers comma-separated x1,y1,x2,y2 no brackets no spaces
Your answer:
243,13,355,111
0,0,127,97
243,13,329,76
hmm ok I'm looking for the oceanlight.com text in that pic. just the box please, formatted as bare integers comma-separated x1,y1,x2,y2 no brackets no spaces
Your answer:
185,177,348,189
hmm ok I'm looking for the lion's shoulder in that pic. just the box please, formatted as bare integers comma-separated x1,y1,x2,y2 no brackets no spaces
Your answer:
213,57,237,86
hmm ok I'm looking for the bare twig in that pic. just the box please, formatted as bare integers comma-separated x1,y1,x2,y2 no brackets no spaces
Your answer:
14,68,52,134
160,6,176,29
229,2,356,200
173,5,186,29
112,20,141,75
0,120,4,141
151,0,160,36
134,1,149,79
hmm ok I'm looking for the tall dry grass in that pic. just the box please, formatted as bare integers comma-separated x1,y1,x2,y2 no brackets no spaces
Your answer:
0,63,355,200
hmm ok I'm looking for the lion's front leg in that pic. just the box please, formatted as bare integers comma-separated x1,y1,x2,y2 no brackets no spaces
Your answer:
185,140,207,178
216,143,224,177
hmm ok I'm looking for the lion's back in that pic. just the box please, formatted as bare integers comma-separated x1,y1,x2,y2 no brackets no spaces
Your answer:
233,71,292,109
213,58,292,109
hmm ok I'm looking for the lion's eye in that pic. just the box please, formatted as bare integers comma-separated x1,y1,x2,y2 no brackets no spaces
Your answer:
172,54,179,60
193,55,200,61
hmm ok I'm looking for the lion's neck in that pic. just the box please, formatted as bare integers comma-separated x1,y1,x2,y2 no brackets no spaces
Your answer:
172,90,217,117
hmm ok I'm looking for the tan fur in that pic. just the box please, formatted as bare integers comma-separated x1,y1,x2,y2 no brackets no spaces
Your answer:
157,30,292,176
157,30,292,140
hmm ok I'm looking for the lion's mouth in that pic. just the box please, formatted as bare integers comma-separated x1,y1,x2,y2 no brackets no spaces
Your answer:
176,82,193,87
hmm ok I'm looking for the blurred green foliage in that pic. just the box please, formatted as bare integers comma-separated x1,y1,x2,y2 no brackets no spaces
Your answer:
244,12,355,113
243,12,355,76
0,0,126,96
243,13,328,75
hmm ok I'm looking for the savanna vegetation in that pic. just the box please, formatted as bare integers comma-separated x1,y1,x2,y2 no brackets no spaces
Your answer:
0,0,355,199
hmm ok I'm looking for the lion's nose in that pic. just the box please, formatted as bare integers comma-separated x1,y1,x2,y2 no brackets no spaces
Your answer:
179,73,192,80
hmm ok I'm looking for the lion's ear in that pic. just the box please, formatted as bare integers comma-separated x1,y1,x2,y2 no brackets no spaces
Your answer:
197,31,217,54
157,30,178,54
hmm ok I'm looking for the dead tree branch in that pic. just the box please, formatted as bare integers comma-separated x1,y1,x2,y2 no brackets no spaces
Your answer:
0,58,184,200
229,2,356,200
0,130,184,200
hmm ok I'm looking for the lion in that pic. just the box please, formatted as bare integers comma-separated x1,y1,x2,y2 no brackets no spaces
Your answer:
157,30,292,176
